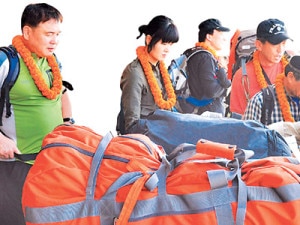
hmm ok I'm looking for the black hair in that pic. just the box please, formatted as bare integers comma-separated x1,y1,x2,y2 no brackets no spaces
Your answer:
285,63,300,81
198,28,214,42
21,3,63,30
136,15,179,52
197,18,230,42
256,38,267,44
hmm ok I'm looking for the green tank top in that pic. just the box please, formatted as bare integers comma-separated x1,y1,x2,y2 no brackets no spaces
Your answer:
9,54,63,156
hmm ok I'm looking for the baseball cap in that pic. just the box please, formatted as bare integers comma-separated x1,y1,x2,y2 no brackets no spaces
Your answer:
257,18,292,45
199,18,230,32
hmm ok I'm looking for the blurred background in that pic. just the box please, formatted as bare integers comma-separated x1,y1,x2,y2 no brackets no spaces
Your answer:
1,0,299,135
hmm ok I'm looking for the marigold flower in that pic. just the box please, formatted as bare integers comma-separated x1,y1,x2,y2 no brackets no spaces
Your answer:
136,46,176,110
12,35,62,100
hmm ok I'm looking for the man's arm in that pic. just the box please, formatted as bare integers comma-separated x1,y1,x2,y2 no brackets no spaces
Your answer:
61,91,73,122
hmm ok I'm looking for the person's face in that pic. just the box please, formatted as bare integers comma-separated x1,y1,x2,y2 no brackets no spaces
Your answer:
209,30,228,51
149,40,174,64
256,40,287,64
23,18,62,57
285,72,300,98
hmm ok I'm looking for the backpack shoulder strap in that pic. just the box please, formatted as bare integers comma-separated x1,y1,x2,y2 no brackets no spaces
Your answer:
261,85,275,125
0,45,20,126
241,58,250,102
183,46,205,60
182,47,209,81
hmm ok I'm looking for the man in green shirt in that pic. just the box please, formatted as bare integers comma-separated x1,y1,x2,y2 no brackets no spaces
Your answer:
0,3,73,225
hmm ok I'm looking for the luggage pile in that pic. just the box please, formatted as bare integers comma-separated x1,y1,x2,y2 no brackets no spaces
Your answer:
22,124,300,225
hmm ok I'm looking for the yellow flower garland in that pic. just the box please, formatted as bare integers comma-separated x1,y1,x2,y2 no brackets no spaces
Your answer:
195,42,218,59
12,35,62,99
275,73,295,122
136,46,176,110
252,51,288,89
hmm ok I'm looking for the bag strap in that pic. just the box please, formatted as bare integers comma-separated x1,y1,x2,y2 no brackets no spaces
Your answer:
145,139,254,192
241,61,272,104
261,67,272,85
86,132,114,199
115,174,151,225
261,85,275,125
0,46,20,126
14,152,38,161
145,140,250,225
241,58,251,102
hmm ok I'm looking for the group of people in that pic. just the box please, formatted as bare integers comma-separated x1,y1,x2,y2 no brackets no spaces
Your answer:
0,2,300,225
117,16,232,134
230,18,298,125
119,14,300,135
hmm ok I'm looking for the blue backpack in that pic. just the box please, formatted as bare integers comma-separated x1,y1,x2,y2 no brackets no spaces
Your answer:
0,46,20,126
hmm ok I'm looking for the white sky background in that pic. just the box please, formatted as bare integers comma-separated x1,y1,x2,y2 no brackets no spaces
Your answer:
1,0,299,135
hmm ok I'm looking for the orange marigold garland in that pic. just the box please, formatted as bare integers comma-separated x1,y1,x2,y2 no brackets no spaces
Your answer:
275,73,295,122
195,42,218,59
253,51,288,89
136,46,176,110
12,35,62,99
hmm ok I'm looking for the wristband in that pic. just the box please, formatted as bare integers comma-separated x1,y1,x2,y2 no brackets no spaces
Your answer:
63,117,75,124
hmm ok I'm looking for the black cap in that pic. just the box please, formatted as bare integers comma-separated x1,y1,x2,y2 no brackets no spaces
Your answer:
257,18,292,45
199,18,230,32
288,55,300,74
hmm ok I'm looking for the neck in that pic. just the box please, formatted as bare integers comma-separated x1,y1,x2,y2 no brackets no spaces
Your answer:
204,40,215,51
145,51,158,66
195,42,218,59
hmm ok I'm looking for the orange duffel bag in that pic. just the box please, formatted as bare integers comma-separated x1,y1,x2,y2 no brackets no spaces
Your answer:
22,124,300,225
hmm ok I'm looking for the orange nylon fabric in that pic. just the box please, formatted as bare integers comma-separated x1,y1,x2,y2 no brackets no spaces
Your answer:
22,125,300,225
227,29,241,80
241,157,300,224
116,174,151,225
196,139,236,160
22,125,162,209
242,157,300,186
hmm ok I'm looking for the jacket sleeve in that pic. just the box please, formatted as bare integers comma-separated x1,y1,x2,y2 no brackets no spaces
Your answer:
120,60,144,132
216,67,231,88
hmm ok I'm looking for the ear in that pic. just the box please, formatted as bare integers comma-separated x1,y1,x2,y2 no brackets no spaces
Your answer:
287,71,295,81
145,35,152,46
206,33,213,41
22,26,31,40
255,40,263,51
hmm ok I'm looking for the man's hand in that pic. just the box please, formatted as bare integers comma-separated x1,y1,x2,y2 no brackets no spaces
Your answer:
0,133,21,159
